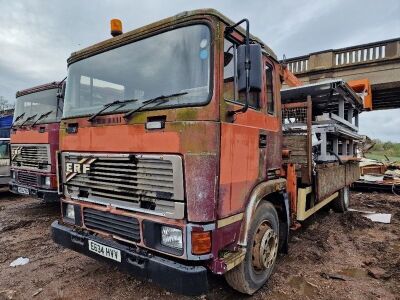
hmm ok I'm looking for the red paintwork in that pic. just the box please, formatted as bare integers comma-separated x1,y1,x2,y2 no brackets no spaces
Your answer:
218,52,282,219
61,120,220,222
16,82,61,97
10,122,60,188
59,15,286,272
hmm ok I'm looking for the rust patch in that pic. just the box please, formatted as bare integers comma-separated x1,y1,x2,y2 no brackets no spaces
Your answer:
316,164,345,200
185,153,218,222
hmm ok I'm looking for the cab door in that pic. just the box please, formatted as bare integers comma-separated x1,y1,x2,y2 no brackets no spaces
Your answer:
218,36,282,219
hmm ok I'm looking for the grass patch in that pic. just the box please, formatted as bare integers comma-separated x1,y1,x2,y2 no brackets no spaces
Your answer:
366,140,400,162
365,152,400,162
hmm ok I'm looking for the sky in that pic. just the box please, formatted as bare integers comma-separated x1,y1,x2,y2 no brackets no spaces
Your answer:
0,0,399,140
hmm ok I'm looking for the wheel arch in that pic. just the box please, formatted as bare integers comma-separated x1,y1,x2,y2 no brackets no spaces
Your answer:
237,179,289,247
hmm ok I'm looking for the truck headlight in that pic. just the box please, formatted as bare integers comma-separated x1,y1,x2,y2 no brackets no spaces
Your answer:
44,176,51,187
10,170,15,179
66,204,75,220
161,226,183,249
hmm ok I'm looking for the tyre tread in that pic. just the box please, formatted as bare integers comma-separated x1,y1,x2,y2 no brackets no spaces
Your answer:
224,202,279,295
332,187,349,213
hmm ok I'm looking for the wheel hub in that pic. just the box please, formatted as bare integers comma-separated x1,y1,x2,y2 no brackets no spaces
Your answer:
252,222,278,271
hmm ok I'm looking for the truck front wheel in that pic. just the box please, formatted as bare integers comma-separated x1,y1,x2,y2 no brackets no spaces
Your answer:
225,202,279,295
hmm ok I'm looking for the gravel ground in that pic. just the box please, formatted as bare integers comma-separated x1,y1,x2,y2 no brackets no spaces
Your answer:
0,190,399,299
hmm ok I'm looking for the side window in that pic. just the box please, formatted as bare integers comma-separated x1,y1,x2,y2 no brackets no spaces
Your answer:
265,64,275,114
223,38,260,110
223,39,236,101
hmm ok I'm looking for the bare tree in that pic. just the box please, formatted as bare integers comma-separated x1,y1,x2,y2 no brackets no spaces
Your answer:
0,96,14,115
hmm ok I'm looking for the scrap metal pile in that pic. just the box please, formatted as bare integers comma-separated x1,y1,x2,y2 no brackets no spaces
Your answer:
354,158,400,194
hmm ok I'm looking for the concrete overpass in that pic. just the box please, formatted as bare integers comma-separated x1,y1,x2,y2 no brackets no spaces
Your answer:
283,38,400,110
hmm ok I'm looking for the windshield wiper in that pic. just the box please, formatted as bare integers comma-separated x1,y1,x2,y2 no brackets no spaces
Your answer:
18,114,38,128
31,110,53,127
124,92,188,119
12,112,26,127
88,98,138,122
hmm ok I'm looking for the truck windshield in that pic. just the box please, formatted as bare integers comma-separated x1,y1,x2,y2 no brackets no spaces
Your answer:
13,88,61,125
63,24,211,118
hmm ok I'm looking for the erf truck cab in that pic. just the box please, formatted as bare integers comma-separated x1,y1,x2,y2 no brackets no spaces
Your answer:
10,82,64,201
52,10,360,295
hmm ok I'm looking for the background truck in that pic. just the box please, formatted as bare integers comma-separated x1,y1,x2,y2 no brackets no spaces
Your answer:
51,9,362,295
9,81,64,201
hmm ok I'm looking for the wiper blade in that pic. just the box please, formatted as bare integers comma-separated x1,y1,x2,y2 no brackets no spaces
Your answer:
18,114,37,128
12,112,25,127
88,98,138,122
124,92,188,119
31,110,53,127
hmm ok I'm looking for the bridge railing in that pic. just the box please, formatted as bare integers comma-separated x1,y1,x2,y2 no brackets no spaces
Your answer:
285,38,400,74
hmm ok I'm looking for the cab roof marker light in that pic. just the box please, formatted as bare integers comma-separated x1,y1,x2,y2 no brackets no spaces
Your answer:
111,19,123,37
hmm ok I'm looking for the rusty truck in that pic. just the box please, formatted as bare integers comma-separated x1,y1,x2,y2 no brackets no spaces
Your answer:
51,9,362,295
10,81,64,201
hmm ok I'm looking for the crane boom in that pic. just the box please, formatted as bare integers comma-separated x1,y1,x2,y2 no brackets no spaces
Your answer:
280,64,303,87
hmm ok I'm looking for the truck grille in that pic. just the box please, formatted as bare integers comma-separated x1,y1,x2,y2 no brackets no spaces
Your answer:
11,144,50,172
62,153,185,219
83,208,140,242
17,172,38,186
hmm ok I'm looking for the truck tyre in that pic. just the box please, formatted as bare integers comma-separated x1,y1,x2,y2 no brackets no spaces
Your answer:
225,202,279,295
332,186,350,213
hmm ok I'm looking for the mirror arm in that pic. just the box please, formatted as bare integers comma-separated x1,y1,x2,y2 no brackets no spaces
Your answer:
226,19,250,116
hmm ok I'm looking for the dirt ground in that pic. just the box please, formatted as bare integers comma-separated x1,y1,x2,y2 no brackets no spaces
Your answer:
0,190,399,300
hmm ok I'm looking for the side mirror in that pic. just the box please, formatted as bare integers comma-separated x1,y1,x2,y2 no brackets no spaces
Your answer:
237,44,262,92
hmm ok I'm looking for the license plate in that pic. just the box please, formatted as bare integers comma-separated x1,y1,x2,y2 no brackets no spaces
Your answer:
17,186,30,195
88,240,121,262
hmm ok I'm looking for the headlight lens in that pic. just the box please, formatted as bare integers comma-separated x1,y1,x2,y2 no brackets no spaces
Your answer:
11,170,15,179
44,176,51,187
161,226,183,249
66,204,75,220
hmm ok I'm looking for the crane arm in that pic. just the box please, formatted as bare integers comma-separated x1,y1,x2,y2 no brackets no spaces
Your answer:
280,64,303,87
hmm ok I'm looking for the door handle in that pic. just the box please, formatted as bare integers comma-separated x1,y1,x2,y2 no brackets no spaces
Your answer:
259,134,267,148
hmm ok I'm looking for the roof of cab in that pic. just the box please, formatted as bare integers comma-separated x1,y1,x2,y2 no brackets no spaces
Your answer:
68,8,277,65
16,81,61,98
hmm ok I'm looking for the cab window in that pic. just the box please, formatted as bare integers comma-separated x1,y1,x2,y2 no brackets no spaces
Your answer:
223,39,236,101
265,64,275,114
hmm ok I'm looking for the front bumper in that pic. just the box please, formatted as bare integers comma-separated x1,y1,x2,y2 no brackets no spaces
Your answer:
51,221,208,296
9,181,59,202
0,175,10,187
